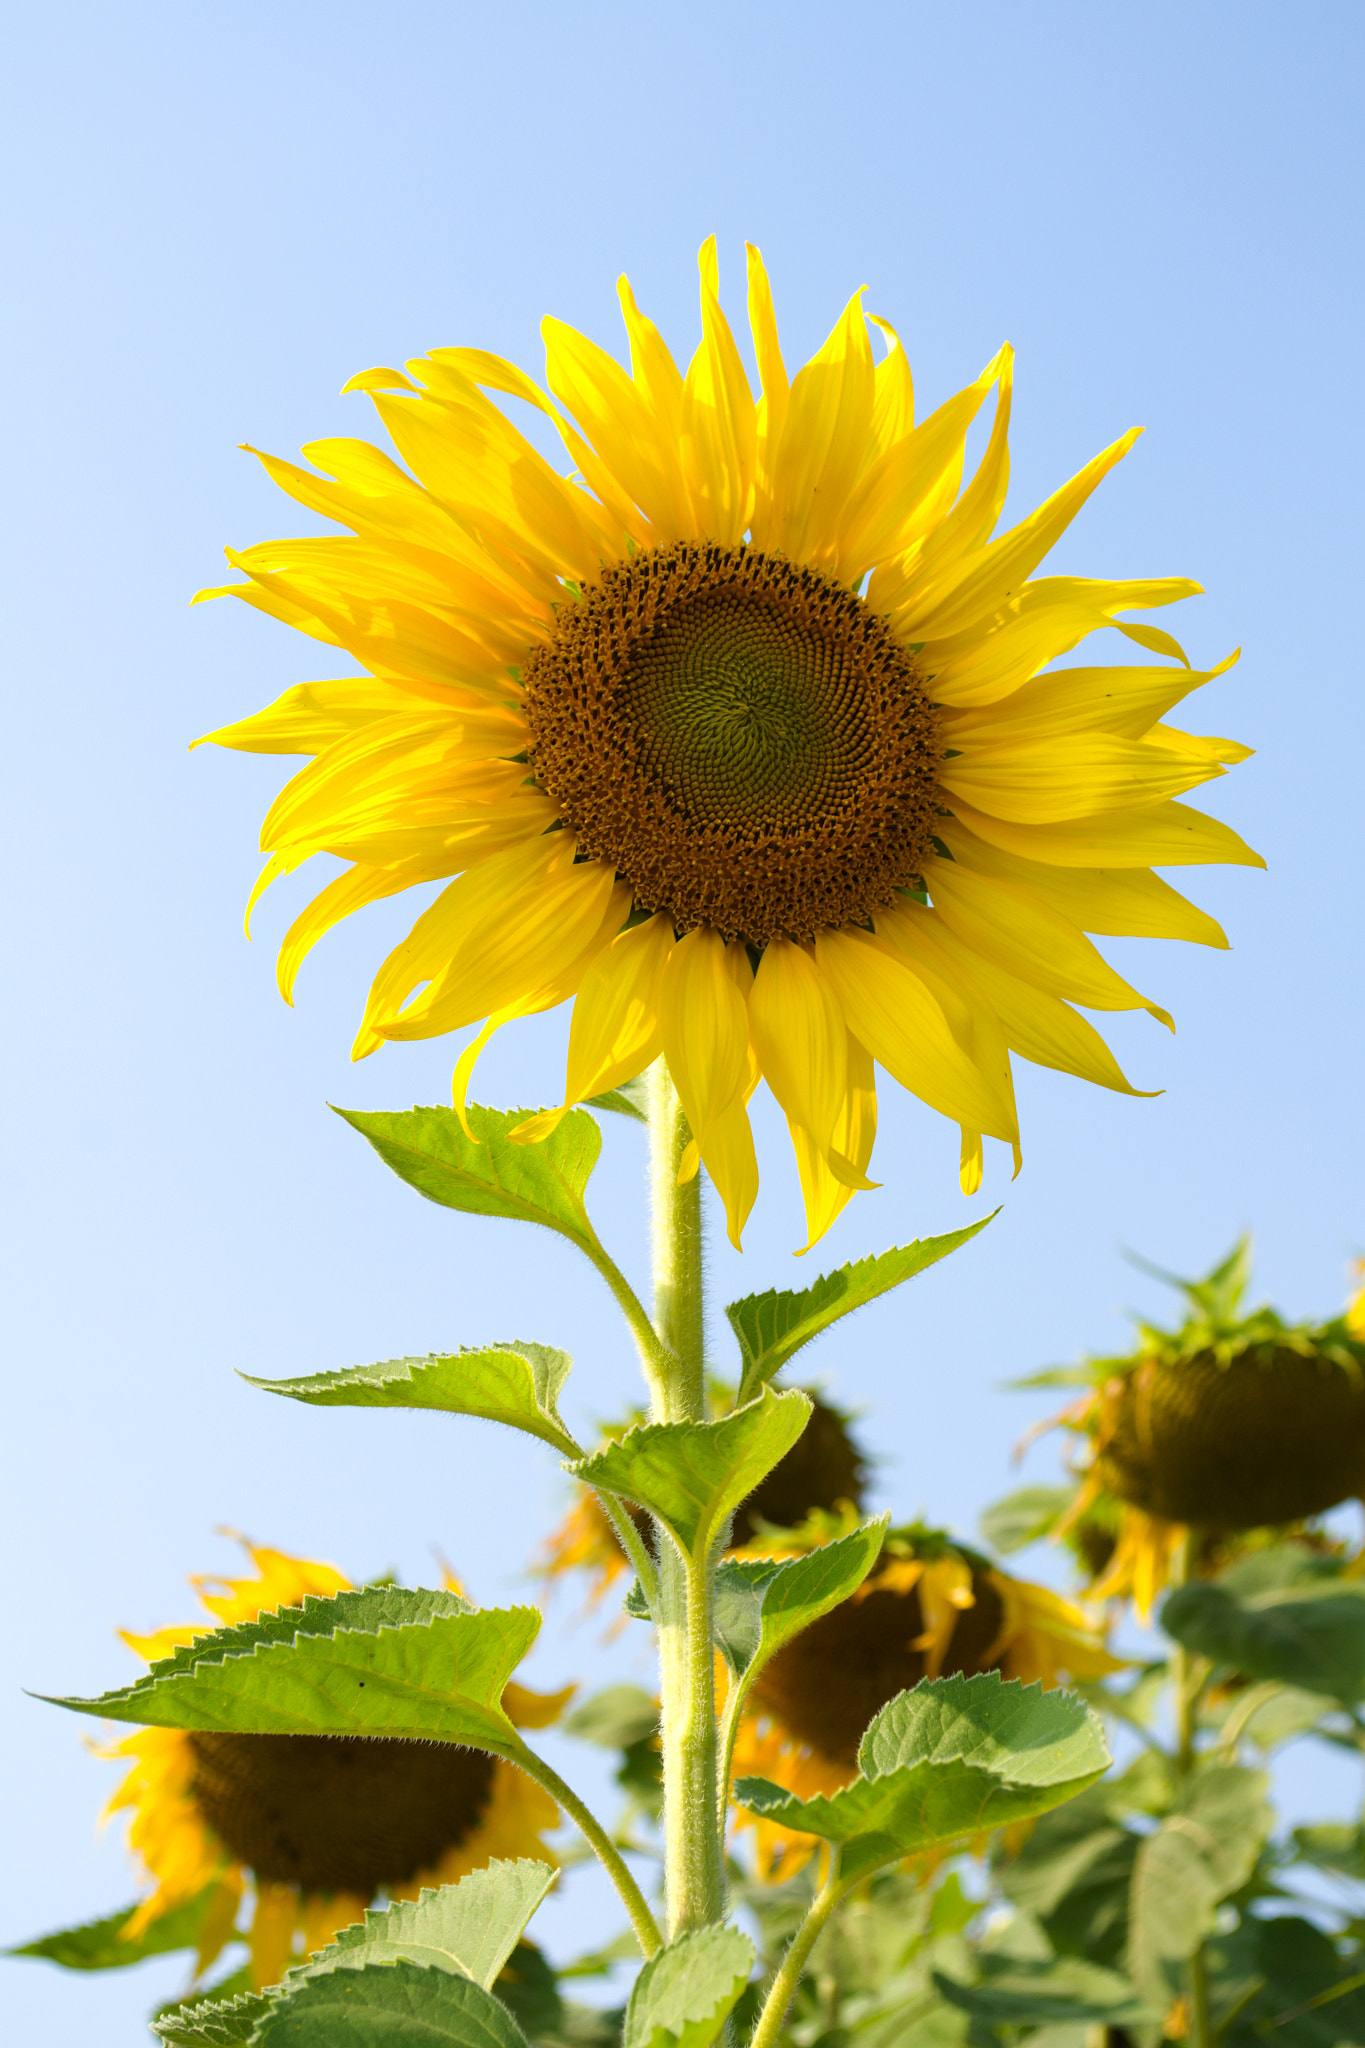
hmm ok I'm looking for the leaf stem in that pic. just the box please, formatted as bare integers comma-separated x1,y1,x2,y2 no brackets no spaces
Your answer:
580,1235,674,1396
594,1488,661,1616
505,1737,662,1958
1171,1527,1213,2048
748,1857,850,2048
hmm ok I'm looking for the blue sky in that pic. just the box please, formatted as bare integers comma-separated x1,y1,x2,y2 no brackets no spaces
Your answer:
3,3,1362,2039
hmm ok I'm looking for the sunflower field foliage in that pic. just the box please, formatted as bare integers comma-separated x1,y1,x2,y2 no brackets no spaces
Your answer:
19,246,1365,2048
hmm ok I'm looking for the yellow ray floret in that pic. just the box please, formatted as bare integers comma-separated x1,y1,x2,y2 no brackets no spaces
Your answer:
199,240,1259,1249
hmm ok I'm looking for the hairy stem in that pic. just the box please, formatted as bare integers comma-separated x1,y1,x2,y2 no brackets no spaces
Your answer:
1171,1527,1213,2048
506,1738,662,1958
749,1857,850,2048
646,1060,726,1934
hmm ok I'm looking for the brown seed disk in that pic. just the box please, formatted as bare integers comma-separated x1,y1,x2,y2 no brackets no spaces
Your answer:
188,1731,495,1895
751,1568,1006,1765
1096,1346,1365,1530
522,542,943,944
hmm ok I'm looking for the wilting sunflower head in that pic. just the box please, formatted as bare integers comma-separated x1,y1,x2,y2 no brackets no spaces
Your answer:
1039,1244,1365,1613
729,1516,1119,1879
102,1541,564,1989
536,1390,867,1609
200,239,1260,1249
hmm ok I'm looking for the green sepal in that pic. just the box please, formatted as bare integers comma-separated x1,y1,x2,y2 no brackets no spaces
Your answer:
151,1989,271,2045
45,1586,538,1753
622,1925,755,2048
933,1954,1153,2028
585,1076,649,1122
713,1516,888,1681
242,1343,577,1454
726,1219,994,1399
1127,1763,1272,2005
283,1860,554,1989
732,1671,1109,1882
568,1387,812,1563
250,1961,532,2045
9,1883,225,1970
334,1103,601,1255
1162,1577,1365,1703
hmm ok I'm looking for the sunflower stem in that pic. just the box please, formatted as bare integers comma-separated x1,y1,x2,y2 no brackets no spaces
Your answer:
1171,1527,1213,2048
749,1854,850,2048
646,1059,727,1935
505,1738,662,1958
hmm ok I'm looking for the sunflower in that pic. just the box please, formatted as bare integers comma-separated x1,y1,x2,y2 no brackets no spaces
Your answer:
1040,1244,1365,1615
100,1541,565,1989
726,1516,1120,1879
536,1390,867,1611
200,240,1258,1250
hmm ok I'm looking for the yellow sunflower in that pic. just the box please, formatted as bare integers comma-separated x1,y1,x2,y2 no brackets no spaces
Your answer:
1039,1245,1365,1615
100,1541,565,1989
200,238,1258,1249
725,1516,1120,1879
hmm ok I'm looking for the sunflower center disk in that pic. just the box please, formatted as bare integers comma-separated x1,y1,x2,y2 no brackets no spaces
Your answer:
187,1732,495,1894
523,543,943,943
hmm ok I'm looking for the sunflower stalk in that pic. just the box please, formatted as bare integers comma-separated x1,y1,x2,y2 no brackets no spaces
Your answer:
646,1060,729,1936
1171,1526,1215,2048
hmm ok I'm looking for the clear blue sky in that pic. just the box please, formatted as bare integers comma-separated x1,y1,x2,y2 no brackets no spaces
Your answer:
3,3,1362,2040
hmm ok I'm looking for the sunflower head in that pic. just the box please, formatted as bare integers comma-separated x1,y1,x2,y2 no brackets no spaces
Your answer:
103,1541,563,1988
201,240,1258,1250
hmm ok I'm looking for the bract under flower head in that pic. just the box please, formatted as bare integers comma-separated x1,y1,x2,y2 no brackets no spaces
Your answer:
200,240,1260,1249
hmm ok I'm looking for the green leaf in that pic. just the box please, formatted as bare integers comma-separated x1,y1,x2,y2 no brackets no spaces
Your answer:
726,1220,993,1399
1127,1764,1272,2004
1162,1580,1365,1703
585,1075,650,1122
242,1343,577,1453
9,1883,225,1970
733,1672,1109,1882
494,1942,563,2043
933,1953,1153,2026
47,1586,538,1753
999,1787,1140,1971
978,1486,1076,1557
1216,1913,1365,2048
563,1685,660,1751
568,1387,813,1562
286,1861,555,1989
622,1926,755,2048
712,1517,888,1681
1292,1821,1365,1880
151,1990,271,2045
251,1961,532,2045
334,1103,602,1255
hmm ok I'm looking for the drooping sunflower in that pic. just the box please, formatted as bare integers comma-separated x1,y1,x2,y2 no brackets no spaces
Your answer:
200,240,1259,1250
1037,1244,1365,1615
536,1389,868,1612
726,1516,1121,1879
98,1541,565,1989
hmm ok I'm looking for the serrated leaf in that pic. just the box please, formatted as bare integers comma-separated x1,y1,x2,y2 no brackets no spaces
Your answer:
726,1221,993,1398
251,1961,532,2045
933,1954,1153,2026
1162,1579,1365,1702
569,1387,812,1562
1127,1764,1272,2005
243,1343,576,1453
286,1861,554,1990
623,1926,754,2048
978,1486,1076,1556
732,1672,1109,1881
713,1518,888,1681
48,1586,538,1753
151,1990,271,2045
9,1883,222,1969
335,1103,602,1255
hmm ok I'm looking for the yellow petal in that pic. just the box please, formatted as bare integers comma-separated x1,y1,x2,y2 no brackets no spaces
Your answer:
927,860,1172,1025
938,821,1229,948
867,315,914,448
617,273,687,443
749,938,848,1155
922,575,1202,710
563,913,675,1106
939,731,1223,823
945,653,1238,748
680,237,756,546
248,1884,300,1990
763,286,875,562
959,1129,984,1196
851,351,1007,587
697,1093,760,1251
947,794,1265,870
198,677,442,757
813,927,1017,1145
277,859,435,1004
786,1029,880,1252
657,925,751,1145
540,318,685,540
